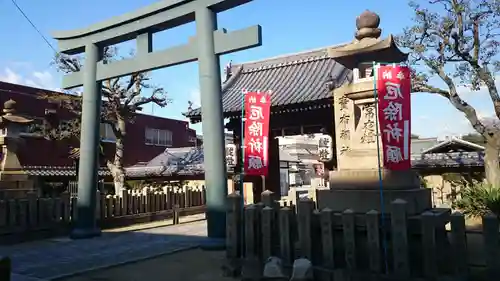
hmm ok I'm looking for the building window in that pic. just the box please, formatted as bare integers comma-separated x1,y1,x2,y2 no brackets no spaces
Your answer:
145,128,173,146
100,123,116,142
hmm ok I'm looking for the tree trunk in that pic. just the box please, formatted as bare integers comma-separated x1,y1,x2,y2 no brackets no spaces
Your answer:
107,160,125,195
109,118,127,195
484,139,500,187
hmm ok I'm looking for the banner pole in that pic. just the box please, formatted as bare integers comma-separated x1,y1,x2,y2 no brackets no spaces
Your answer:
373,61,389,274
240,89,247,203
239,89,246,256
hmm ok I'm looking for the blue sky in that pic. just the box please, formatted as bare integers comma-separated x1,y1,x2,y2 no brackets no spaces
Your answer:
0,0,496,138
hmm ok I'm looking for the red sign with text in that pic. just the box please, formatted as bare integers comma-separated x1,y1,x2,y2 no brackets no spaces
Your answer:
243,92,271,176
377,65,412,170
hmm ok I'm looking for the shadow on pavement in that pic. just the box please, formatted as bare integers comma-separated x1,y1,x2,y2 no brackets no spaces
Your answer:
4,220,216,281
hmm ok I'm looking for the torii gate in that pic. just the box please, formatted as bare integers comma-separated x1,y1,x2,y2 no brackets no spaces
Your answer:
52,0,262,239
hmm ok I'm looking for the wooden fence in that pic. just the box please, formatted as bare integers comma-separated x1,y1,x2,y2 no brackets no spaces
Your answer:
226,190,500,281
0,185,206,241
67,180,104,198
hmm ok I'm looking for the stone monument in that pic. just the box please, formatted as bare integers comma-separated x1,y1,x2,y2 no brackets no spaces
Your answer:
319,11,432,215
0,99,35,199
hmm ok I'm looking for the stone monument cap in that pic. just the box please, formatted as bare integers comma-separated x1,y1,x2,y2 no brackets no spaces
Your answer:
0,99,33,124
355,10,382,41
3,99,16,115
356,10,380,29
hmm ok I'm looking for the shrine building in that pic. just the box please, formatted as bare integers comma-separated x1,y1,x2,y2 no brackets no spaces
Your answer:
185,10,416,206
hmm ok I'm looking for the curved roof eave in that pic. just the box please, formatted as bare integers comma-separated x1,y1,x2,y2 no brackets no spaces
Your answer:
328,35,408,63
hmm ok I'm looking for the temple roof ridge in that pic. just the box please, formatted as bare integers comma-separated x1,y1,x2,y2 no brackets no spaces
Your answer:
226,33,405,75
184,9,408,122
186,41,354,121
230,42,350,72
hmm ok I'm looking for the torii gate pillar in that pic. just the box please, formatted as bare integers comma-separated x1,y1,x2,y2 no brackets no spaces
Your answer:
196,8,228,240
52,0,262,239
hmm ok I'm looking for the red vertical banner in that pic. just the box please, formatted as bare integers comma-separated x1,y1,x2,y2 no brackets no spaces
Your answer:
377,65,412,170
243,92,271,176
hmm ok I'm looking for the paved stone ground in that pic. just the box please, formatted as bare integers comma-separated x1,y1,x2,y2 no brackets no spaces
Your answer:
2,220,209,281
62,248,233,281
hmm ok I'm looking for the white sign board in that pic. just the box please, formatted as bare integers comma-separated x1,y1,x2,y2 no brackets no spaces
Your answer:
225,144,237,167
318,135,333,162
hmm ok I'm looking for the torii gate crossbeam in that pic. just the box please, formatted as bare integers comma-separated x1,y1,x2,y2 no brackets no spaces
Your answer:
52,0,262,240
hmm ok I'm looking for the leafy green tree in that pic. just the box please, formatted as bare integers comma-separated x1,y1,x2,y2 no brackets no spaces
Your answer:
398,0,500,185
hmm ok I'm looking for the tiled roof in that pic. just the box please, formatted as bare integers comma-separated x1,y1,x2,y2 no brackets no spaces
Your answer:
147,147,204,166
19,149,486,177
18,147,205,178
126,145,303,178
421,137,485,154
411,152,485,168
126,147,206,178
22,166,111,177
185,47,353,120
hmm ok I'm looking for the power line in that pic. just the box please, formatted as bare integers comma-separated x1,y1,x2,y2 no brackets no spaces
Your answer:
9,0,57,53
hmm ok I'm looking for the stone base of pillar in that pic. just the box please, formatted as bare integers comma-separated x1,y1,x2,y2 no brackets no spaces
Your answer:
320,169,432,215
316,188,432,215
328,169,421,190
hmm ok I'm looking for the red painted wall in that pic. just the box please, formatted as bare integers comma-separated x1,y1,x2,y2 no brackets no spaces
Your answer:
0,81,197,167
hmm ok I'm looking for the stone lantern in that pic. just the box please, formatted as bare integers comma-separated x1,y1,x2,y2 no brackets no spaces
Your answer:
322,11,432,215
0,99,35,198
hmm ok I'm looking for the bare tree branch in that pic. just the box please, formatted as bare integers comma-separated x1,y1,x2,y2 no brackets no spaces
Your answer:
39,46,172,193
400,0,500,185
399,0,500,135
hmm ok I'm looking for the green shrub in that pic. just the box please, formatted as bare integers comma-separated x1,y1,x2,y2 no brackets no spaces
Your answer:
453,183,500,218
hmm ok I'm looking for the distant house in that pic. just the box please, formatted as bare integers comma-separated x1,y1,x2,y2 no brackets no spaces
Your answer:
126,143,301,179
0,81,197,179
412,136,486,208
127,147,205,180
411,137,486,169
